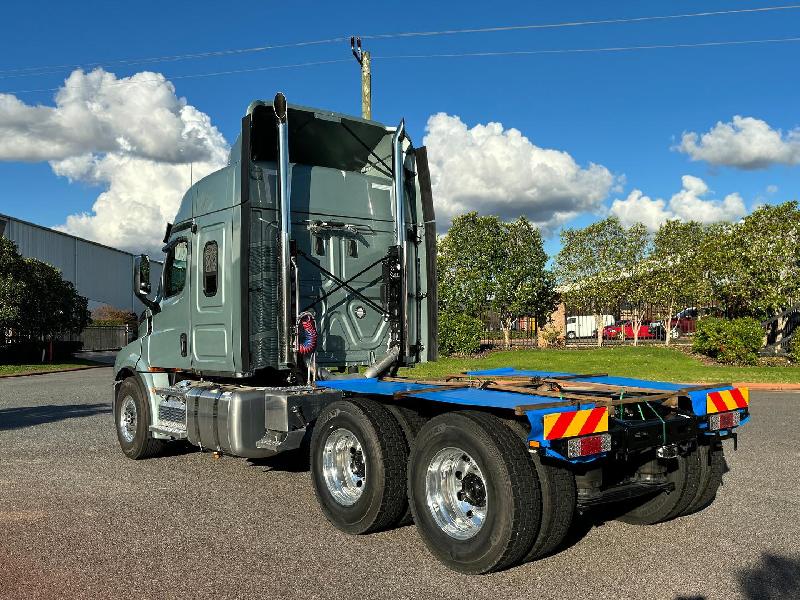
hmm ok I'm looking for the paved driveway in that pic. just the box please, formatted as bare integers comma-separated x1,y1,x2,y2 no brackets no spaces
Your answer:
1,368,798,599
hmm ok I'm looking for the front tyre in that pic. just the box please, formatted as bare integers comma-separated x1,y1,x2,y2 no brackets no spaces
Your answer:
114,377,164,459
310,398,407,534
408,411,542,574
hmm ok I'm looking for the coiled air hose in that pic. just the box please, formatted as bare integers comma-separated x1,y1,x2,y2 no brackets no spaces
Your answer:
297,313,318,355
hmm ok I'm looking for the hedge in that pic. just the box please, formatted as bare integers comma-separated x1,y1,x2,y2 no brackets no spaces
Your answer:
692,317,764,365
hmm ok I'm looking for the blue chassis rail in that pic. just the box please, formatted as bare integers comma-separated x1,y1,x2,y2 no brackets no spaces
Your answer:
317,367,749,463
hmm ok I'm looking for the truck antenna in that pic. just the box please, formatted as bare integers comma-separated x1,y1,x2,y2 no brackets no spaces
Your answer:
350,36,371,120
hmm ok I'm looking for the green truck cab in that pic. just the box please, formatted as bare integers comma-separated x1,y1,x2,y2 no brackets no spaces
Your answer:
114,95,436,458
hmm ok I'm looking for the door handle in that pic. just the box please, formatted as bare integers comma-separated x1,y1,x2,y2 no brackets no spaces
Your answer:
180,333,187,357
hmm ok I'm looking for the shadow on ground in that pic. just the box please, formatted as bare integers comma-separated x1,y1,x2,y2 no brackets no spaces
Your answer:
0,403,110,431
674,552,800,599
736,552,800,600
248,448,310,473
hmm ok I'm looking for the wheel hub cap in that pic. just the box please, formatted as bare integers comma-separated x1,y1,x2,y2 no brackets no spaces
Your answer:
119,396,137,443
322,428,366,506
425,448,488,540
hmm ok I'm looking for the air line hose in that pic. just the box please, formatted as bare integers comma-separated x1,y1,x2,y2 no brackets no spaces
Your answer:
297,313,318,355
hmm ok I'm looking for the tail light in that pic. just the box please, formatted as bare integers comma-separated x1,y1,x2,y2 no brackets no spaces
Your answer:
708,410,740,431
567,433,611,458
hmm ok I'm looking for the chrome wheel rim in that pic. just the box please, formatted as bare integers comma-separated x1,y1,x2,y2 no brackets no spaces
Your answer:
322,428,366,506
119,395,137,443
425,447,488,540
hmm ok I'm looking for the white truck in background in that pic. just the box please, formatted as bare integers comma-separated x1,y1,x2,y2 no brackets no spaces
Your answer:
565,314,614,339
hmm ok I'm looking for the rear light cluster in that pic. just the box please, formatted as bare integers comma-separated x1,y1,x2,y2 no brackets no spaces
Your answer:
708,410,740,431
567,433,611,458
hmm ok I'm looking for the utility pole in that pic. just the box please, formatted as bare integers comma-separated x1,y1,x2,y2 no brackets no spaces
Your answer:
351,36,371,120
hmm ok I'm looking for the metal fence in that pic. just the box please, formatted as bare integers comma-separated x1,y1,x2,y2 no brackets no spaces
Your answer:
63,325,133,351
478,300,721,350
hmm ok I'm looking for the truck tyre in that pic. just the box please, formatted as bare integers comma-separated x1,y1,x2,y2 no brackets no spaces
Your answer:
524,453,576,561
114,377,164,460
617,448,701,525
310,398,407,535
386,404,427,526
501,418,576,561
680,442,727,516
408,411,542,574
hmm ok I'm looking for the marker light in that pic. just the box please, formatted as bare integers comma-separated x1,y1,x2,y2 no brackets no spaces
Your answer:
708,410,740,431
567,433,611,458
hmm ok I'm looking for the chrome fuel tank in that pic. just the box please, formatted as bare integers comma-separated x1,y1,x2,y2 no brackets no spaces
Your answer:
185,384,341,458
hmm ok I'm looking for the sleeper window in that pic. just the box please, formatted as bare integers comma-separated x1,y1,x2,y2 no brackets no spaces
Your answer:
203,241,218,297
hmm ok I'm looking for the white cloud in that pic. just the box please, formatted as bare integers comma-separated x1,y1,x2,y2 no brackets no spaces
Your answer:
610,175,747,230
766,184,779,195
0,68,228,254
423,113,614,231
676,115,800,170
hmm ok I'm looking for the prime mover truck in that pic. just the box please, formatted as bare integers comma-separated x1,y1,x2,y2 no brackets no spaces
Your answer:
113,94,751,574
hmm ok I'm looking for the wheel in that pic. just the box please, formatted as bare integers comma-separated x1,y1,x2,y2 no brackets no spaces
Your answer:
114,377,164,460
502,418,576,562
680,442,727,516
386,403,427,526
524,453,576,561
617,448,701,525
408,411,542,574
566,331,576,339
310,398,407,534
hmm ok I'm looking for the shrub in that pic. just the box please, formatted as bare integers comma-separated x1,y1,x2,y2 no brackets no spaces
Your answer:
541,324,564,348
693,317,764,365
438,311,483,356
788,334,800,363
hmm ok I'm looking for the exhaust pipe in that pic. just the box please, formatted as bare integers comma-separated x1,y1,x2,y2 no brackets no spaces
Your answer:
364,347,400,379
274,92,294,366
392,120,409,362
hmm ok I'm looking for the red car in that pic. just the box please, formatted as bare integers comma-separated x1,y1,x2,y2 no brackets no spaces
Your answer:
603,320,656,340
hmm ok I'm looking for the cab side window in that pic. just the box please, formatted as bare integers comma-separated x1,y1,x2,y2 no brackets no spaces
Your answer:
165,240,188,297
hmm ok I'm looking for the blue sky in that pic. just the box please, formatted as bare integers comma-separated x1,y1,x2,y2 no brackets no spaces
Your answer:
0,0,798,256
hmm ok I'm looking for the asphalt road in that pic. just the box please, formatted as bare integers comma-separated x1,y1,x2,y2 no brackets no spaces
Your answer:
1,369,798,600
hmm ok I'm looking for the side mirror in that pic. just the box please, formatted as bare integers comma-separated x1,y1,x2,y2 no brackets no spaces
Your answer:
134,255,151,295
134,254,160,314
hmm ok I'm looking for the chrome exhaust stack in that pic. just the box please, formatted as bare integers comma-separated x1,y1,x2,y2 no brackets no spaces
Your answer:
274,92,294,367
392,120,409,363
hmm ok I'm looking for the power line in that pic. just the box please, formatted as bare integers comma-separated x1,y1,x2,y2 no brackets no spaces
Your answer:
2,35,798,96
374,36,800,60
0,4,798,78
2,59,353,95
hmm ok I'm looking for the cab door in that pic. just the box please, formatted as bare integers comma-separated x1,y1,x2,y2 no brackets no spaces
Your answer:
147,236,192,370
190,217,234,373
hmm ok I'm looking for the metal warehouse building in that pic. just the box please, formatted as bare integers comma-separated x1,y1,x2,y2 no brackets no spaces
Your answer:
0,213,163,313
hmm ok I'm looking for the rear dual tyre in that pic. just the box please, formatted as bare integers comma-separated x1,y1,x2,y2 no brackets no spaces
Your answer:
680,442,727,516
310,398,408,534
618,447,702,525
408,411,542,574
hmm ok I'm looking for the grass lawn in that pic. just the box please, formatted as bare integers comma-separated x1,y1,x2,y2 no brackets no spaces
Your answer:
0,359,106,377
402,346,800,384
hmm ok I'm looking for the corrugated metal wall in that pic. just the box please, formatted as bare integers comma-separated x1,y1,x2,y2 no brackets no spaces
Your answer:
1,215,163,312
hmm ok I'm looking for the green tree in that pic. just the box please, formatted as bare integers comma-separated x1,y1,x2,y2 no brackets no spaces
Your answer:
707,202,800,319
0,238,25,331
438,213,556,349
0,238,89,345
649,220,712,345
555,217,647,346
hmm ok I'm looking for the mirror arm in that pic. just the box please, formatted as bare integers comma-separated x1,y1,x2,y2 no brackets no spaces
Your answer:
136,291,160,315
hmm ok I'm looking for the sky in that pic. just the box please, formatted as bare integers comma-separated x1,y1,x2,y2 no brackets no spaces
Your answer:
0,0,798,257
